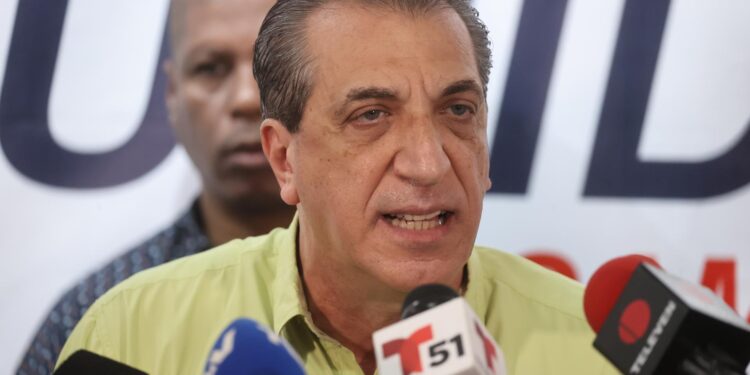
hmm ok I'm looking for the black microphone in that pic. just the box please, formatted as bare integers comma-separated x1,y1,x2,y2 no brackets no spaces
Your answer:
53,350,147,375
584,255,750,374
373,284,507,375
400,283,460,319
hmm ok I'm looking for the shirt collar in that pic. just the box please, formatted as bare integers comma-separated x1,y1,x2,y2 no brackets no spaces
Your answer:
270,212,309,334
463,249,491,323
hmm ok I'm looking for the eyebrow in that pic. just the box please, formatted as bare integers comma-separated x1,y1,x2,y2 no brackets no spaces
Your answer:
347,87,397,101
182,47,230,67
441,79,483,99
182,40,255,64
333,79,483,118
335,86,398,118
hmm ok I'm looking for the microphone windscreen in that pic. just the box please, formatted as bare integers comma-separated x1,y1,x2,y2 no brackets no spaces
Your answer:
583,254,660,333
401,283,459,319
204,318,305,375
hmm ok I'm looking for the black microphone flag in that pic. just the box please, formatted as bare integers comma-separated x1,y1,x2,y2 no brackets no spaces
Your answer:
593,263,750,374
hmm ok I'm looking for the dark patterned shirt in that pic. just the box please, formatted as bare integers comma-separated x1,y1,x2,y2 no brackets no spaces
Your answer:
16,201,211,375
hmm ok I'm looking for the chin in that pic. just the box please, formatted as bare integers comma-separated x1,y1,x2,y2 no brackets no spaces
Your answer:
222,188,286,212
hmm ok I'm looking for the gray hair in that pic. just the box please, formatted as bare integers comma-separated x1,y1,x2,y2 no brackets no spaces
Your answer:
253,0,492,132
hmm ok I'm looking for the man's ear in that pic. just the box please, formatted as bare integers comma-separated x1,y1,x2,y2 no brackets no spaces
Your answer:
163,60,178,128
261,119,300,205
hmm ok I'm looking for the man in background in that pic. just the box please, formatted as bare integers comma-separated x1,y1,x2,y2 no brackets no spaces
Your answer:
16,0,286,373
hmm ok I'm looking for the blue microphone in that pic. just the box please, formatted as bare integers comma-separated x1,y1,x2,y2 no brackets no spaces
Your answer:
203,318,306,375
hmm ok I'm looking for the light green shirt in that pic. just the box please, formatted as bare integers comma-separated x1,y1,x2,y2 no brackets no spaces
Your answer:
56,215,616,374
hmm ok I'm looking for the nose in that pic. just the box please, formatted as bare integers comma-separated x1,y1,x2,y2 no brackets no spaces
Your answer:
393,116,451,187
230,62,262,120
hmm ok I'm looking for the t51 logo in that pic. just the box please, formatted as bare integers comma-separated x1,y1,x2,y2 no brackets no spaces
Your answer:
381,324,469,374
381,325,434,375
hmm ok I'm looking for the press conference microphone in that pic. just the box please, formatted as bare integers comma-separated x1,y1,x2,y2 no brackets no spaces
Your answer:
584,255,750,375
53,350,147,375
203,318,306,375
373,284,507,375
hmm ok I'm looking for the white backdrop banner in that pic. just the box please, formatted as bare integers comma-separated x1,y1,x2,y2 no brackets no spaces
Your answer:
1,0,748,372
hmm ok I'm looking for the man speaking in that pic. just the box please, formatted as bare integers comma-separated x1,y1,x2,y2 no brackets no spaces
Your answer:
56,0,616,373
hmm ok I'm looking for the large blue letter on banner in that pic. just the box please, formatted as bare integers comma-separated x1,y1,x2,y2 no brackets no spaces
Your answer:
585,0,750,199
0,0,174,188
488,0,569,194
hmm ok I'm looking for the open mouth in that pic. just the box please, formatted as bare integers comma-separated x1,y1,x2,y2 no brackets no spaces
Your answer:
383,211,452,230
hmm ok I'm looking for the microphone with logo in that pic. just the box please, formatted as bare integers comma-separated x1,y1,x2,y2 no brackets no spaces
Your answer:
583,255,750,374
372,284,507,375
202,318,306,375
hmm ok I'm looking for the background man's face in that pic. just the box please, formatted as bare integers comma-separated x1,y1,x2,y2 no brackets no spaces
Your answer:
288,4,491,291
167,0,278,210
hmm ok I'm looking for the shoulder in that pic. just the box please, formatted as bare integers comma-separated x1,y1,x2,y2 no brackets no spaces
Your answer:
468,248,618,374
55,227,293,372
77,205,209,297
48,209,209,336
97,226,286,304
125,203,210,263
18,211,207,374
470,246,585,320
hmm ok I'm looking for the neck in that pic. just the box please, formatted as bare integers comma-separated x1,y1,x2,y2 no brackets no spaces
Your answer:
296,214,467,375
302,262,402,375
199,192,295,246
297,223,411,375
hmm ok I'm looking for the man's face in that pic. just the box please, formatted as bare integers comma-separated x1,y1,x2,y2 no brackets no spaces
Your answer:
284,4,491,292
167,0,278,210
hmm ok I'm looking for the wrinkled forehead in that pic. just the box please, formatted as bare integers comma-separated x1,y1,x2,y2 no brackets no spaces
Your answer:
303,3,481,103
305,1,459,42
